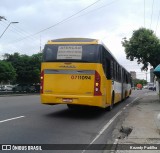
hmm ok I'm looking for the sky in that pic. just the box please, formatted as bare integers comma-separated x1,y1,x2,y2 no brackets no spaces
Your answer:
0,0,160,81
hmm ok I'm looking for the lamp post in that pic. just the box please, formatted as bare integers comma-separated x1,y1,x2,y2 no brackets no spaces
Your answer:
0,21,19,39
0,16,6,21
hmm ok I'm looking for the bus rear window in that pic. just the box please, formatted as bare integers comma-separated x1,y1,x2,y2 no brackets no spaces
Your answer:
43,44,100,63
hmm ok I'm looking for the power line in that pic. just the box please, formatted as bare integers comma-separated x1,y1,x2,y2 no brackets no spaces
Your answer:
70,0,120,20
0,19,45,53
1,0,121,53
7,0,120,48
0,0,101,52
150,0,154,29
7,0,120,46
155,10,160,34
10,0,102,43
1,20,39,42
144,0,145,27
0,21,28,39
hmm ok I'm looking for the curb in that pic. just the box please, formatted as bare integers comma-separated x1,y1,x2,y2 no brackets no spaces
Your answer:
0,93,40,97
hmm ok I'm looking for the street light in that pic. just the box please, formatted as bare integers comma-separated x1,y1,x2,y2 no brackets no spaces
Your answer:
0,16,6,21
0,21,19,39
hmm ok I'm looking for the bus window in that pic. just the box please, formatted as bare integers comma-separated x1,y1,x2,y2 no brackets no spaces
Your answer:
113,61,117,80
43,44,101,63
114,62,117,81
106,58,111,79
44,47,54,62
117,65,119,81
126,74,128,84
101,48,107,77
118,66,122,82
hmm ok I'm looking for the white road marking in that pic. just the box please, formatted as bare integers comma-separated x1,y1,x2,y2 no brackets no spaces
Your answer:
130,97,139,104
0,116,25,123
81,111,122,153
81,97,140,153
126,97,139,107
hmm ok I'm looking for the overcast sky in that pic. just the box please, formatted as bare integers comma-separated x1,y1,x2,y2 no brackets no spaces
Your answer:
0,0,160,81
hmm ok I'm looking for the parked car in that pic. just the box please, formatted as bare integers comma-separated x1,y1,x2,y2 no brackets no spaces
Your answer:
143,86,148,89
0,86,3,91
148,83,154,90
12,84,40,93
1,85,14,91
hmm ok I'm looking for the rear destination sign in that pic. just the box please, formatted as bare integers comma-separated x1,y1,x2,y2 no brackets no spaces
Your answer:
57,46,82,59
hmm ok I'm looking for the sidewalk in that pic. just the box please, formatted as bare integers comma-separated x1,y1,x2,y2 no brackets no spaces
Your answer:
114,91,160,153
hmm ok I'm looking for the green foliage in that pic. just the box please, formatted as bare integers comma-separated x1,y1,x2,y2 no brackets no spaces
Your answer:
0,60,16,83
133,79,147,87
122,28,160,70
3,52,42,84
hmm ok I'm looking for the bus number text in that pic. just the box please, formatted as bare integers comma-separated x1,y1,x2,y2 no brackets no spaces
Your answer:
71,75,91,80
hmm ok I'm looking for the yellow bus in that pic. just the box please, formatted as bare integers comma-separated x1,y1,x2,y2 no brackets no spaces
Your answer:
40,38,132,110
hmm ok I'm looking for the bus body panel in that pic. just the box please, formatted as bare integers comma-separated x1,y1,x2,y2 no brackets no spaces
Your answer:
43,70,94,95
41,94,109,108
41,62,108,108
113,81,122,103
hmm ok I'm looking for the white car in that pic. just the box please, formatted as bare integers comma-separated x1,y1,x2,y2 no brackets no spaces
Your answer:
2,85,14,91
143,86,148,89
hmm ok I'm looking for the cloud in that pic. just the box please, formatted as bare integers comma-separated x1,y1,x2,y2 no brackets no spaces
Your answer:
0,0,159,80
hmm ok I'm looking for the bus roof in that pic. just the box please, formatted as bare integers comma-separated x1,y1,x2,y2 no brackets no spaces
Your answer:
47,38,99,44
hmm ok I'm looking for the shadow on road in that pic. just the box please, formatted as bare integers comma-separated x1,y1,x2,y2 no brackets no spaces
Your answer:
43,94,136,121
45,106,108,120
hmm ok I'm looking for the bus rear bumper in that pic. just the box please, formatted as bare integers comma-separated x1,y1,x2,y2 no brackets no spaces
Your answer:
41,94,106,108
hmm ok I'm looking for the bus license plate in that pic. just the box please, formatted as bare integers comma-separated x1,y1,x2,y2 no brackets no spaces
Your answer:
63,98,73,102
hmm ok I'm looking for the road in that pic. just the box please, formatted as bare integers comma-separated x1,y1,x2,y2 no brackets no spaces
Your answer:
0,89,152,153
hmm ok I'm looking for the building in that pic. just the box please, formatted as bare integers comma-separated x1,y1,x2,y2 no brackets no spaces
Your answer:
130,71,136,79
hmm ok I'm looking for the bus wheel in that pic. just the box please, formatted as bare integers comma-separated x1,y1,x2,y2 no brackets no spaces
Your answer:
109,93,114,111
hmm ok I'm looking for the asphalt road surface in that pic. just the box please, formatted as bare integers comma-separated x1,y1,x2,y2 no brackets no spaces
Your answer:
0,89,152,153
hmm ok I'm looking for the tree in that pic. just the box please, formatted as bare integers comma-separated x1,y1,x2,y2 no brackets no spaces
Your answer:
133,78,147,87
3,52,42,84
0,61,16,84
29,53,42,83
122,28,160,70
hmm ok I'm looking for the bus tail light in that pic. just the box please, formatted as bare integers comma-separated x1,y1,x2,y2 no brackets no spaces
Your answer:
40,70,44,94
94,71,102,96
